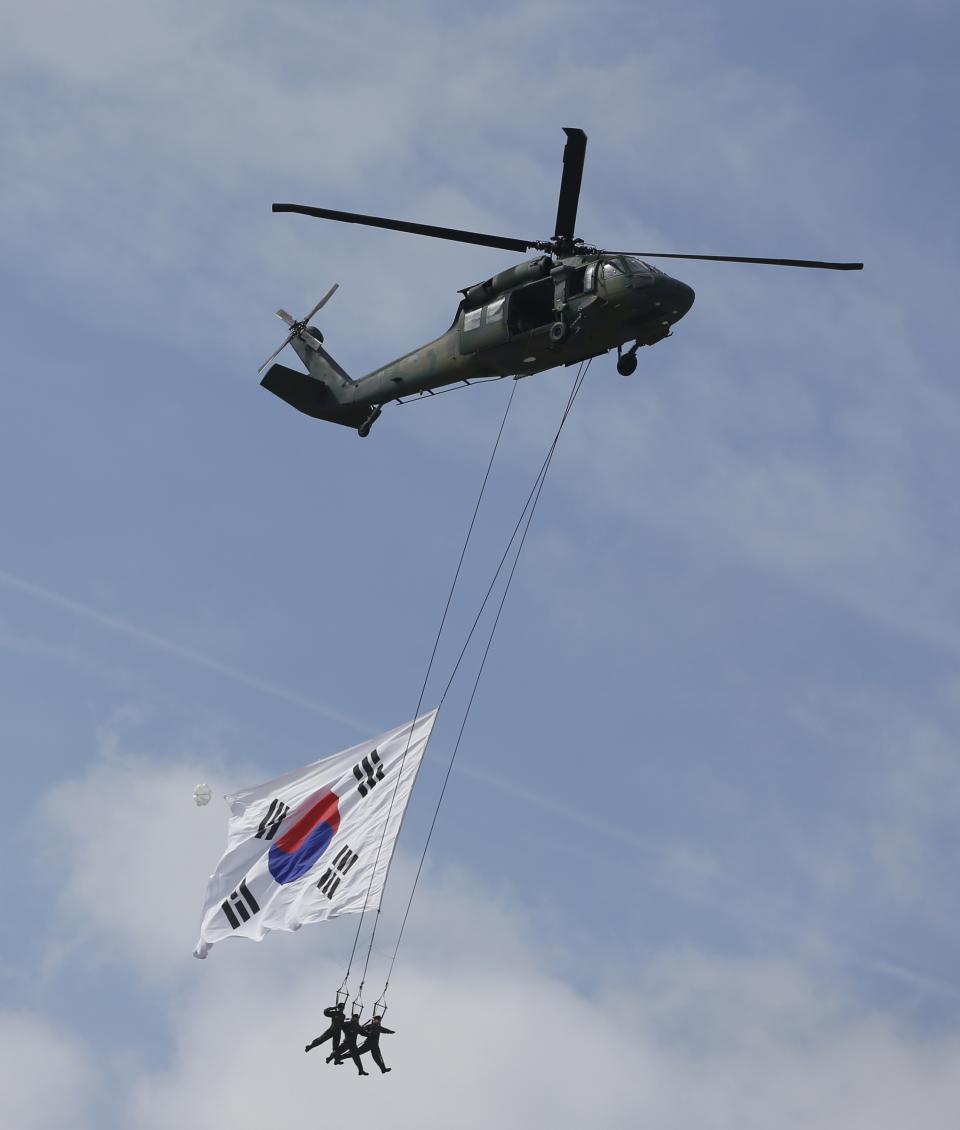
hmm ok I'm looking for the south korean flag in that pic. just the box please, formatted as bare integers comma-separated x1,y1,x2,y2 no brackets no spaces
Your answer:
193,710,437,958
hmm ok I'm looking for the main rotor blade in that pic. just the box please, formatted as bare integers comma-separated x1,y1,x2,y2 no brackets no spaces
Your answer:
612,250,864,270
554,127,587,242
273,203,533,254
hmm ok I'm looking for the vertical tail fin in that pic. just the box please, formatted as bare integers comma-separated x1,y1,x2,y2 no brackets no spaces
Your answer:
258,286,374,430
289,335,355,390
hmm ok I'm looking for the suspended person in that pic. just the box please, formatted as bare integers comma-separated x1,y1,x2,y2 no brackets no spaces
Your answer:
305,1000,346,1056
331,1010,369,1075
356,1014,395,1074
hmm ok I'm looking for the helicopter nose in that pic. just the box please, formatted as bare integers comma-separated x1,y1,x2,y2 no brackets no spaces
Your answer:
663,277,695,321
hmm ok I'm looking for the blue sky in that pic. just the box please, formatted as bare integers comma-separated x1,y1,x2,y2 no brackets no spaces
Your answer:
2,2,960,1126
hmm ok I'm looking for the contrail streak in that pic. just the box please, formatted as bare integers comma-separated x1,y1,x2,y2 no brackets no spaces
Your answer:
0,569,373,734
866,959,960,1004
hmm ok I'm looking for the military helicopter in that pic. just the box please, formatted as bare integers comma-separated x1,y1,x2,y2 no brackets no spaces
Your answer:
260,128,862,438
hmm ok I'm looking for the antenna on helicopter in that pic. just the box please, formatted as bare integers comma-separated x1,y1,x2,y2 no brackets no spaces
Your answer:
257,283,339,373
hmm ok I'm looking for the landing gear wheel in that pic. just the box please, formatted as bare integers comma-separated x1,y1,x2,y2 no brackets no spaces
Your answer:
358,405,382,438
549,320,568,344
617,353,637,376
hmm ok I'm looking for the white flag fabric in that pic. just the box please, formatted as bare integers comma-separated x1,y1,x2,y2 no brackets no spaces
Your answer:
194,710,437,958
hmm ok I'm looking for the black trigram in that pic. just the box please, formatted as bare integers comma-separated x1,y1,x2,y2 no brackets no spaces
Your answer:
353,749,384,797
221,879,260,929
256,797,289,840
316,845,359,898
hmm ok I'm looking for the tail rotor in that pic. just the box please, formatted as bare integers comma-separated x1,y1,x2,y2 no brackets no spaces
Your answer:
257,283,339,373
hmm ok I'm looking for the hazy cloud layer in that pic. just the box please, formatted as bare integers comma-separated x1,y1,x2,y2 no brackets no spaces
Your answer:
0,1012,95,1130
3,2,959,1126
28,748,960,1130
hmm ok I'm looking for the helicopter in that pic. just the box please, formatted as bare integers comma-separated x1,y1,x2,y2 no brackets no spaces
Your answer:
260,128,862,438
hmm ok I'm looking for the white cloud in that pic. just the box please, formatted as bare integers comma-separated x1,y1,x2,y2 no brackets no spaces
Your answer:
29,742,960,1129
127,920,960,1130
0,1012,95,1130
37,724,234,974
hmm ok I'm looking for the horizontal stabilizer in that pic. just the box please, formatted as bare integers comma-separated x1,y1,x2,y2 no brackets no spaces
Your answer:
260,365,369,429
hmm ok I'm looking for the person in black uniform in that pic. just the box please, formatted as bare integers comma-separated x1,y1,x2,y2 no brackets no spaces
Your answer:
331,1011,369,1075
304,1001,345,1056
356,1014,395,1074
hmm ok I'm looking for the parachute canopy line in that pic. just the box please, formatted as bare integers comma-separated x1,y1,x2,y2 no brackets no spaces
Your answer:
363,360,592,1006
339,378,519,995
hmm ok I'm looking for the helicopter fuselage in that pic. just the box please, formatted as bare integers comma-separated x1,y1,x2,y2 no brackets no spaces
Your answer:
327,253,694,411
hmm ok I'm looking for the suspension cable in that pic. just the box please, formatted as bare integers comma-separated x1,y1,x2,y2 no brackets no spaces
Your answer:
339,379,519,997
368,361,591,1001
437,363,589,709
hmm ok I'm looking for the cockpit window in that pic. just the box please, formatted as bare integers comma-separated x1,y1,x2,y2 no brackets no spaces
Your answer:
601,258,625,278
622,255,655,286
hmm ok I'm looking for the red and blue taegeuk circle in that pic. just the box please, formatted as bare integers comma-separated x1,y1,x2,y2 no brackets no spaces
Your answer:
268,789,341,884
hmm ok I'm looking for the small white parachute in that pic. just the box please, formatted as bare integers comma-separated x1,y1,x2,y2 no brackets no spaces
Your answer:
193,783,212,807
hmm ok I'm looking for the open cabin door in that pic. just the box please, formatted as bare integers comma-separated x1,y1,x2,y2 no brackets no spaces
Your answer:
505,279,554,336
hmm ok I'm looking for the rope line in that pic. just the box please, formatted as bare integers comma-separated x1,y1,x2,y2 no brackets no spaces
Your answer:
436,363,589,709
371,360,591,1001
339,379,519,997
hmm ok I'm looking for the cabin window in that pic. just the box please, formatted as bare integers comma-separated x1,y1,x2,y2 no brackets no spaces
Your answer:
463,307,482,332
485,297,505,323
